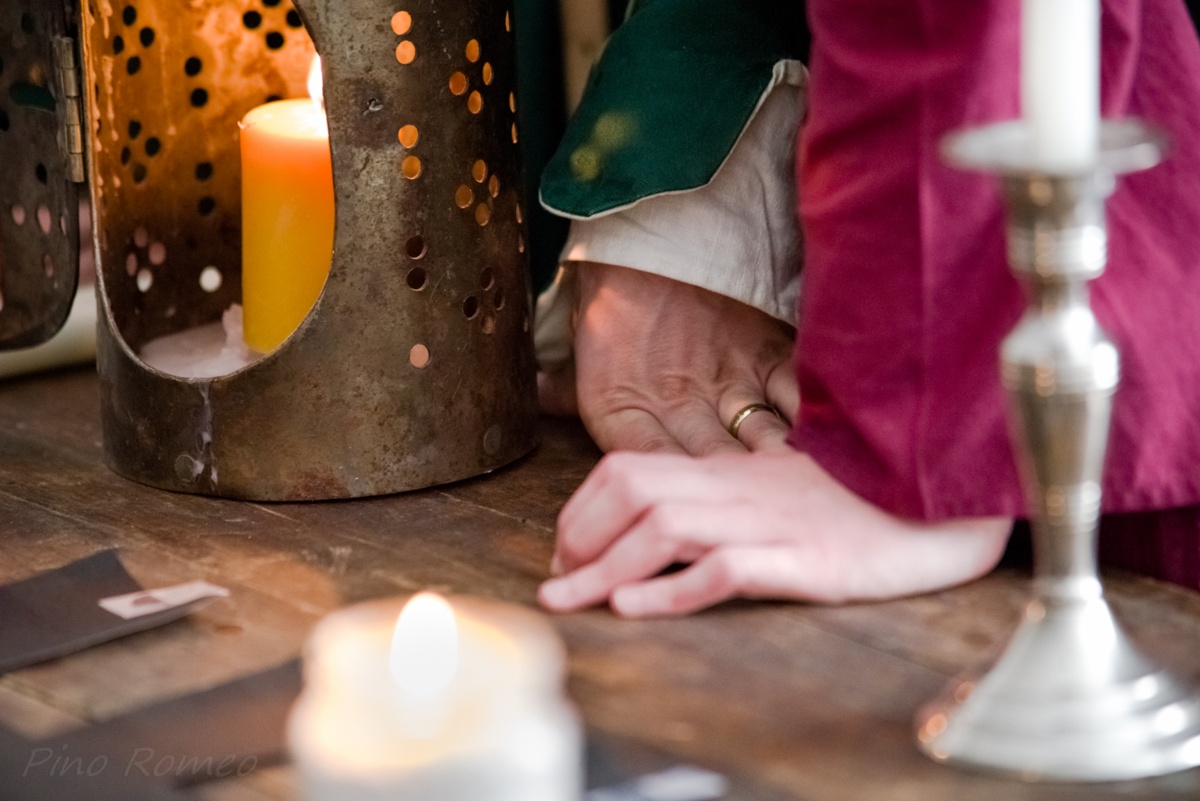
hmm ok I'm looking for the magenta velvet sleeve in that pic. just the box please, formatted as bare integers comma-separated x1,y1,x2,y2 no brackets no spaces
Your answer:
790,0,1200,526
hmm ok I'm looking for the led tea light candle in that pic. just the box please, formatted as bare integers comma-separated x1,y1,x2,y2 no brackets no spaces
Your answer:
289,593,583,801
1021,0,1100,169
239,56,335,354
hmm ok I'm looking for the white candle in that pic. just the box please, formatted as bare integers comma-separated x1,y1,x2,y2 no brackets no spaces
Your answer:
288,593,583,801
1021,0,1101,170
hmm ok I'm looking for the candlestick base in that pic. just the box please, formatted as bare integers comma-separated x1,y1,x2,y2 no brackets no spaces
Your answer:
914,119,1200,782
916,592,1200,781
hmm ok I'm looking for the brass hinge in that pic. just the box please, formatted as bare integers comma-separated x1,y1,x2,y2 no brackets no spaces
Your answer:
52,36,86,183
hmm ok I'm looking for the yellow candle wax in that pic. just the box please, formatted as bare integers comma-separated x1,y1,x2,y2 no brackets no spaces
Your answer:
239,98,334,354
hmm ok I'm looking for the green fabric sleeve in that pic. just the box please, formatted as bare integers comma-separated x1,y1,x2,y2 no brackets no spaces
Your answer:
539,0,808,219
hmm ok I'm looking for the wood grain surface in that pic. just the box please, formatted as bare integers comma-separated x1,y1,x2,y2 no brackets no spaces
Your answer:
1,367,1198,800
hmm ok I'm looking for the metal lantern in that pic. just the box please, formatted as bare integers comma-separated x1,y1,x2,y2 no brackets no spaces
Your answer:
0,0,538,501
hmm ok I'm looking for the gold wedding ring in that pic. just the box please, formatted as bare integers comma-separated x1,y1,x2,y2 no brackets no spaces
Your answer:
726,402,781,439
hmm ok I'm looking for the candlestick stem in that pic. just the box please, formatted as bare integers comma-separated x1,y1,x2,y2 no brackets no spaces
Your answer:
915,120,1200,781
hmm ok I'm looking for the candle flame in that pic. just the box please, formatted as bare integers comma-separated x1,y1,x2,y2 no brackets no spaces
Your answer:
307,55,324,112
389,592,459,698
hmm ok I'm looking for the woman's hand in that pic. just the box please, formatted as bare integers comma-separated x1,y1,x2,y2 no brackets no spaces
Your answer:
539,449,1012,617
538,262,798,454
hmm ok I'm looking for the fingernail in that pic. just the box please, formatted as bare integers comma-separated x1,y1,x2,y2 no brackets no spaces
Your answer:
549,553,564,576
539,579,570,609
611,587,646,618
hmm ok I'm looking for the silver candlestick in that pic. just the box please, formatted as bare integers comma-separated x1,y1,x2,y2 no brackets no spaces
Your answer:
914,120,1200,781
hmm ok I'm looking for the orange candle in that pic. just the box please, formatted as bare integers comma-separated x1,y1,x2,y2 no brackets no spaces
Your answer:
239,66,334,354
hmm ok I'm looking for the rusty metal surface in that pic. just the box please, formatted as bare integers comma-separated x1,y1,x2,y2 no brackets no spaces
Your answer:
0,1,81,349
88,0,537,500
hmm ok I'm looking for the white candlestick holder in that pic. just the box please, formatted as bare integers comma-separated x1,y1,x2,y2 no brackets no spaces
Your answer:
914,119,1200,780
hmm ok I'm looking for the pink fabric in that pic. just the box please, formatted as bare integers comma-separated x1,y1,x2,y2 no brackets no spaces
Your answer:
789,0,1200,586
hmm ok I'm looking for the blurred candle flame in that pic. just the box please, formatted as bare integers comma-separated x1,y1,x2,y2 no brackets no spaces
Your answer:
390,592,459,698
308,55,324,112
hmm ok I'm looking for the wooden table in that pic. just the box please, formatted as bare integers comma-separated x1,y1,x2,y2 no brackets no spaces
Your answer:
1,367,1199,800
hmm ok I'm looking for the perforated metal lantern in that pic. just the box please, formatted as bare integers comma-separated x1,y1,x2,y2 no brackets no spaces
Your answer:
0,3,83,349
0,0,538,500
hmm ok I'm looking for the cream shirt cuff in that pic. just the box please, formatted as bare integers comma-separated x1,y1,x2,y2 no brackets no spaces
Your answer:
535,62,806,373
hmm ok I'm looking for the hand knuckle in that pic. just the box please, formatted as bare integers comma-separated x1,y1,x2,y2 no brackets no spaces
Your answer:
655,373,696,404
708,551,743,593
596,451,639,482
642,504,683,541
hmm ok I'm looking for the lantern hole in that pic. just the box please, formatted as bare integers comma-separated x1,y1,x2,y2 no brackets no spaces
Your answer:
406,267,427,291
36,205,51,235
199,266,222,292
9,82,55,112
405,236,427,260
391,12,412,36
148,242,167,266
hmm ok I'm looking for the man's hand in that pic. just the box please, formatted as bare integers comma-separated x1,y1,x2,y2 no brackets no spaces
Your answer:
539,449,1012,617
538,262,798,455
